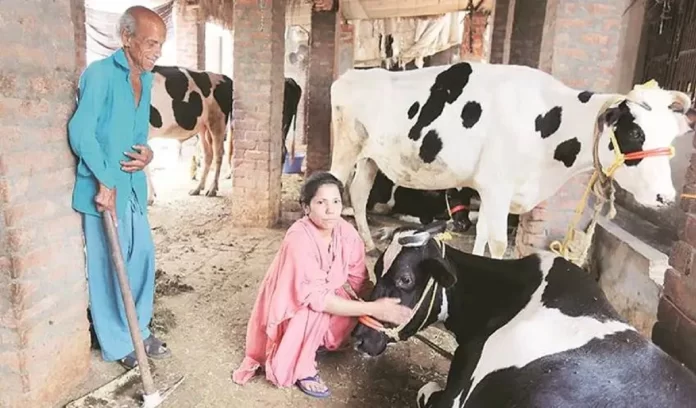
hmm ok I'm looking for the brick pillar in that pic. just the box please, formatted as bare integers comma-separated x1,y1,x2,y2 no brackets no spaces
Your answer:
231,0,285,227
461,11,489,60
305,1,338,176
512,0,639,257
654,147,696,372
489,0,514,64
509,0,547,68
176,3,205,69
0,1,91,406
72,0,86,70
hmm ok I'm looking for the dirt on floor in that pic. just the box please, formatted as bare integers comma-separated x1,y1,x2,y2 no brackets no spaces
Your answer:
60,141,509,408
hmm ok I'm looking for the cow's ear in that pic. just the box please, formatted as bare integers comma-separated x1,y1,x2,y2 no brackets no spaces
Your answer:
373,251,385,282
597,105,623,133
419,257,457,289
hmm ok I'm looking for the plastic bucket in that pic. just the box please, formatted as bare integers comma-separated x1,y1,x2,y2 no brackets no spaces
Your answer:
283,152,305,174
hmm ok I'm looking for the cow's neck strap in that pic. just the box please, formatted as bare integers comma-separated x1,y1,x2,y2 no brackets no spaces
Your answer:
353,239,446,341
549,92,675,265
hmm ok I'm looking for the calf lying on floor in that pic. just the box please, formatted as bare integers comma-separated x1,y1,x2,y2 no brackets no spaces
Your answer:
352,221,696,408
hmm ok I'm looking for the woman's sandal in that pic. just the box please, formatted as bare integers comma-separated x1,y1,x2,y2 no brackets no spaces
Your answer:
296,375,331,398
118,335,172,369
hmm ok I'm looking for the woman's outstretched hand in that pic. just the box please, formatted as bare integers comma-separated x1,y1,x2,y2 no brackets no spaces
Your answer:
369,298,412,326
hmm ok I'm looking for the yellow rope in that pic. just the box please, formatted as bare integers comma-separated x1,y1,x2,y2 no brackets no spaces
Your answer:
549,88,677,266
548,97,626,266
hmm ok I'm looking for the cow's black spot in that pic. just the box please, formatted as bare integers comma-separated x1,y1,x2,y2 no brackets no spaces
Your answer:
578,91,594,103
213,75,233,125
408,102,420,119
553,137,581,168
541,257,618,322
535,106,563,139
152,66,188,101
419,130,443,164
149,105,163,128
408,62,473,141
188,70,212,98
607,101,645,166
172,90,203,131
461,101,482,129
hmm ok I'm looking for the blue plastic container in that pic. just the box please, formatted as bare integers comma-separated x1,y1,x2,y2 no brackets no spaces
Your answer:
283,152,305,174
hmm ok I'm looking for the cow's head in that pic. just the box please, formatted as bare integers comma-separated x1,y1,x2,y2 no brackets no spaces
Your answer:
447,187,477,232
596,84,694,208
352,221,456,357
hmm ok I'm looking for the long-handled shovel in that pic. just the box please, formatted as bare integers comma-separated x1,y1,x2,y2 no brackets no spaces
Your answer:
66,211,184,408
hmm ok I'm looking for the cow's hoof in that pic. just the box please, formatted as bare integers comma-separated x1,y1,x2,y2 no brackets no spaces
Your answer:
189,188,202,196
417,382,442,408
205,189,218,197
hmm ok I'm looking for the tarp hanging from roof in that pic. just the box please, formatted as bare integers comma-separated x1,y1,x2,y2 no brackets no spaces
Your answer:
353,12,465,68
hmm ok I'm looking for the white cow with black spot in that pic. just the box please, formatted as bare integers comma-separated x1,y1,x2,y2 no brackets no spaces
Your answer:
329,62,695,257
352,221,696,408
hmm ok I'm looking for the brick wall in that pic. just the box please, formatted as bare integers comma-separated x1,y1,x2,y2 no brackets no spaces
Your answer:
654,140,696,372
230,0,285,227
176,3,205,69
71,0,86,70
490,0,512,64
461,11,489,60
512,0,639,257
305,7,337,176
509,0,547,67
0,0,91,406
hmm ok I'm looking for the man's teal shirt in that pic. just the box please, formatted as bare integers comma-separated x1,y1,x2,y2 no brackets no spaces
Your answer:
68,48,153,221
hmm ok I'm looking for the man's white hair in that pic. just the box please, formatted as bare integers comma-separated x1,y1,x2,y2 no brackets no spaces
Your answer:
118,7,138,38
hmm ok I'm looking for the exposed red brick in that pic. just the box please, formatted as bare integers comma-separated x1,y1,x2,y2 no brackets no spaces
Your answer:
663,269,696,322
653,296,696,373
230,0,285,227
669,241,696,276
305,9,338,176
490,0,512,64
461,11,489,60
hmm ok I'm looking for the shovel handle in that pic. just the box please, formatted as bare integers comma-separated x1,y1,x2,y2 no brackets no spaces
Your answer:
102,211,157,396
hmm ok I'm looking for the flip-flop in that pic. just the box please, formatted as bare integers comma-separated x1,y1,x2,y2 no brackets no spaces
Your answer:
144,335,172,360
119,352,138,370
296,375,331,398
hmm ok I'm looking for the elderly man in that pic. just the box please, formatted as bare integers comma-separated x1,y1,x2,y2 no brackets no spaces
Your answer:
67,6,170,369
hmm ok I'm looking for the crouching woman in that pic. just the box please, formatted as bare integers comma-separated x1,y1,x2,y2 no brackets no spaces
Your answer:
232,171,411,398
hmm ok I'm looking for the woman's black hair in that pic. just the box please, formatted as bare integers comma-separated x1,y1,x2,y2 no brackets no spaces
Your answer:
299,171,345,207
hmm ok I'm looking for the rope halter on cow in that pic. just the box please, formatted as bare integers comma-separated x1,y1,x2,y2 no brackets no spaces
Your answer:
351,232,449,341
549,79,677,266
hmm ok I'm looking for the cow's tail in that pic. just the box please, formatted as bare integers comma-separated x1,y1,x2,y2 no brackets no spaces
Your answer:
289,85,301,166
224,76,234,171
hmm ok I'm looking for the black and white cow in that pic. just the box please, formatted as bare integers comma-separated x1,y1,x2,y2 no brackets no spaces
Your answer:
146,65,233,203
367,169,477,232
366,169,521,233
329,62,694,258
145,66,302,204
352,221,696,408
221,76,303,177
